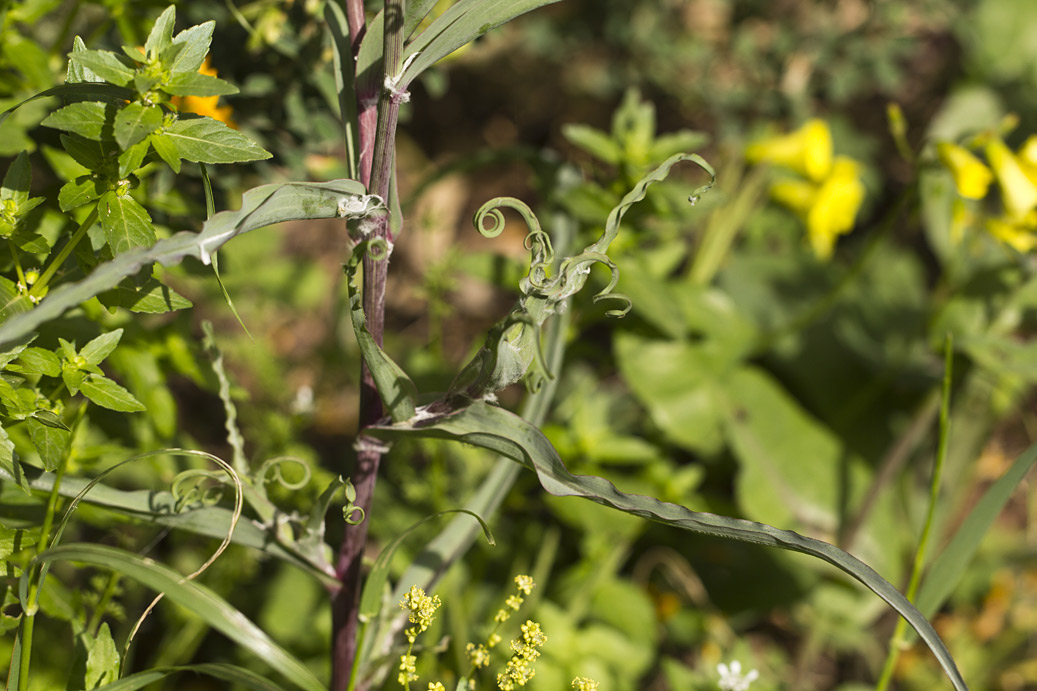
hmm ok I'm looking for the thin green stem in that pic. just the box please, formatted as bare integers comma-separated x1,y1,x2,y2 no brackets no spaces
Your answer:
30,206,98,300
875,334,954,691
86,573,121,637
8,244,24,287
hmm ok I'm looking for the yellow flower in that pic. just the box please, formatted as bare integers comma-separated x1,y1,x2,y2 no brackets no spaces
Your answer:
770,156,865,260
428,684,446,691
746,119,833,182
513,575,535,596
937,142,993,200
572,678,599,691
400,585,442,643
171,57,237,128
985,137,1037,219
985,211,1037,252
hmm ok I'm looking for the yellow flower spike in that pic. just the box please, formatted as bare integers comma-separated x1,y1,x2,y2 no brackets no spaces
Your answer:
985,137,1037,219
985,212,1037,253
937,141,993,200
746,118,833,182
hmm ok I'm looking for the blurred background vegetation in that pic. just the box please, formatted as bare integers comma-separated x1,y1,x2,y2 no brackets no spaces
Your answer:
2,0,1037,689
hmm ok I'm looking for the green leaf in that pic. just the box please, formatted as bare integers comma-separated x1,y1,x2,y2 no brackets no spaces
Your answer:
0,276,32,324
58,176,104,212
79,374,144,412
401,0,565,83
62,368,85,396
164,116,271,164
67,36,104,84
85,623,120,688
42,101,114,141
24,544,326,691
368,400,969,691
0,84,131,130
27,416,69,472
149,133,181,173
99,277,192,313
13,347,61,376
914,441,1037,620
60,134,107,171
0,423,28,494
114,102,162,150
70,50,134,86
118,139,151,178
145,6,177,57
0,179,368,347
80,328,123,365
3,35,52,91
2,152,31,204
9,227,49,254
98,191,155,254
166,21,215,75
562,124,622,165
93,663,289,691
164,72,239,97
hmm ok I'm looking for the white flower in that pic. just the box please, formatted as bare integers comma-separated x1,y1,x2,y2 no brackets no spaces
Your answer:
717,660,759,691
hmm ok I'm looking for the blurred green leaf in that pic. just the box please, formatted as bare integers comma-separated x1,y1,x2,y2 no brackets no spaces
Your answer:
93,663,288,691
98,277,192,313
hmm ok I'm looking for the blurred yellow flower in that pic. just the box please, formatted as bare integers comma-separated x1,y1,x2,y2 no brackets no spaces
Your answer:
770,156,865,260
937,142,993,200
746,119,833,182
171,57,237,128
985,137,1037,219
986,211,1037,253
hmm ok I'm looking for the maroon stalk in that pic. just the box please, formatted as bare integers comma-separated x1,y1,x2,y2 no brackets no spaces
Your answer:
331,1,406,689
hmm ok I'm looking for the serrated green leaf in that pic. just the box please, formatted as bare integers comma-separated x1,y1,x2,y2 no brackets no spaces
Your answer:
26,415,69,472
9,227,49,254
167,21,215,75
59,177,104,212
368,401,970,691
145,7,177,57
149,133,180,173
0,276,32,324
1,84,131,131
25,544,326,691
60,134,107,171
70,50,134,86
98,191,155,254
118,139,150,178
0,179,368,347
66,36,103,84
80,374,144,411
85,623,120,688
42,101,114,141
2,152,31,204
164,72,238,97
114,103,162,150
13,347,61,376
0,423,28,494
80,329,123,366
164,117,271,164
99,277,192,314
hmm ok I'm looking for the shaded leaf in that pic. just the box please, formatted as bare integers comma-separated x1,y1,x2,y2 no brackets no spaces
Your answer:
85,622,120,688
27,416,69,472
0,84,131,129
58,177,103,212
114,103,162,150
99,277,192,313
164,117,270,164
0,423,28,494
1,152,31,203
0,276,32,323
117,139,150,178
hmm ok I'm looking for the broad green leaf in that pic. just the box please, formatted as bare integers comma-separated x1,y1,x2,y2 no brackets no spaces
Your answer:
118,139,151,178
99,277,192,313
167,21,215,75
67,35,104,84
80,328,123,365
145,6,177,57
60,134,107,171
62,368,85,396
2,152,31,204
58,177,103,212
0,276,32,323
79,374,145,412
914,441,1037,620
0,423,28,494
114,102,162,150
70,50,134,86
27,416,70,472
0,84,131,130
164,116,271,164
368,401,969,691
0,179,368,347
149,133,181,173
24,543,326,691
10,227,49,254
401,0,565,83
42,101,114,141
164,72,238,97
12,347,61,376
563,124,622,165
93,663,287,691
98,191,155,254
85,623,120,688
3,35,52,90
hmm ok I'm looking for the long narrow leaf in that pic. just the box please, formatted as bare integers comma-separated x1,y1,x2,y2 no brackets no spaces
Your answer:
22,543,326,691
94,663,288,691
368,400,969,691
0,179,369,348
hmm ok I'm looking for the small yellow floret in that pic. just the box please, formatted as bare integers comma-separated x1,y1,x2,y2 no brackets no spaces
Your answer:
746,119,833,182
937,141,993,200
513,575,535,595
572,678,599,691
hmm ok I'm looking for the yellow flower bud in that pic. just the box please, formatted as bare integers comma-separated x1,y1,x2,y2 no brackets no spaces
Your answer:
936,142,993,200
804,157,865,260
746,119,833,182
985,137,1037,219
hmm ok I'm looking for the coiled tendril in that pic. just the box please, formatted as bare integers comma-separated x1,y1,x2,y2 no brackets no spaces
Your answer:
256,456,312,491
